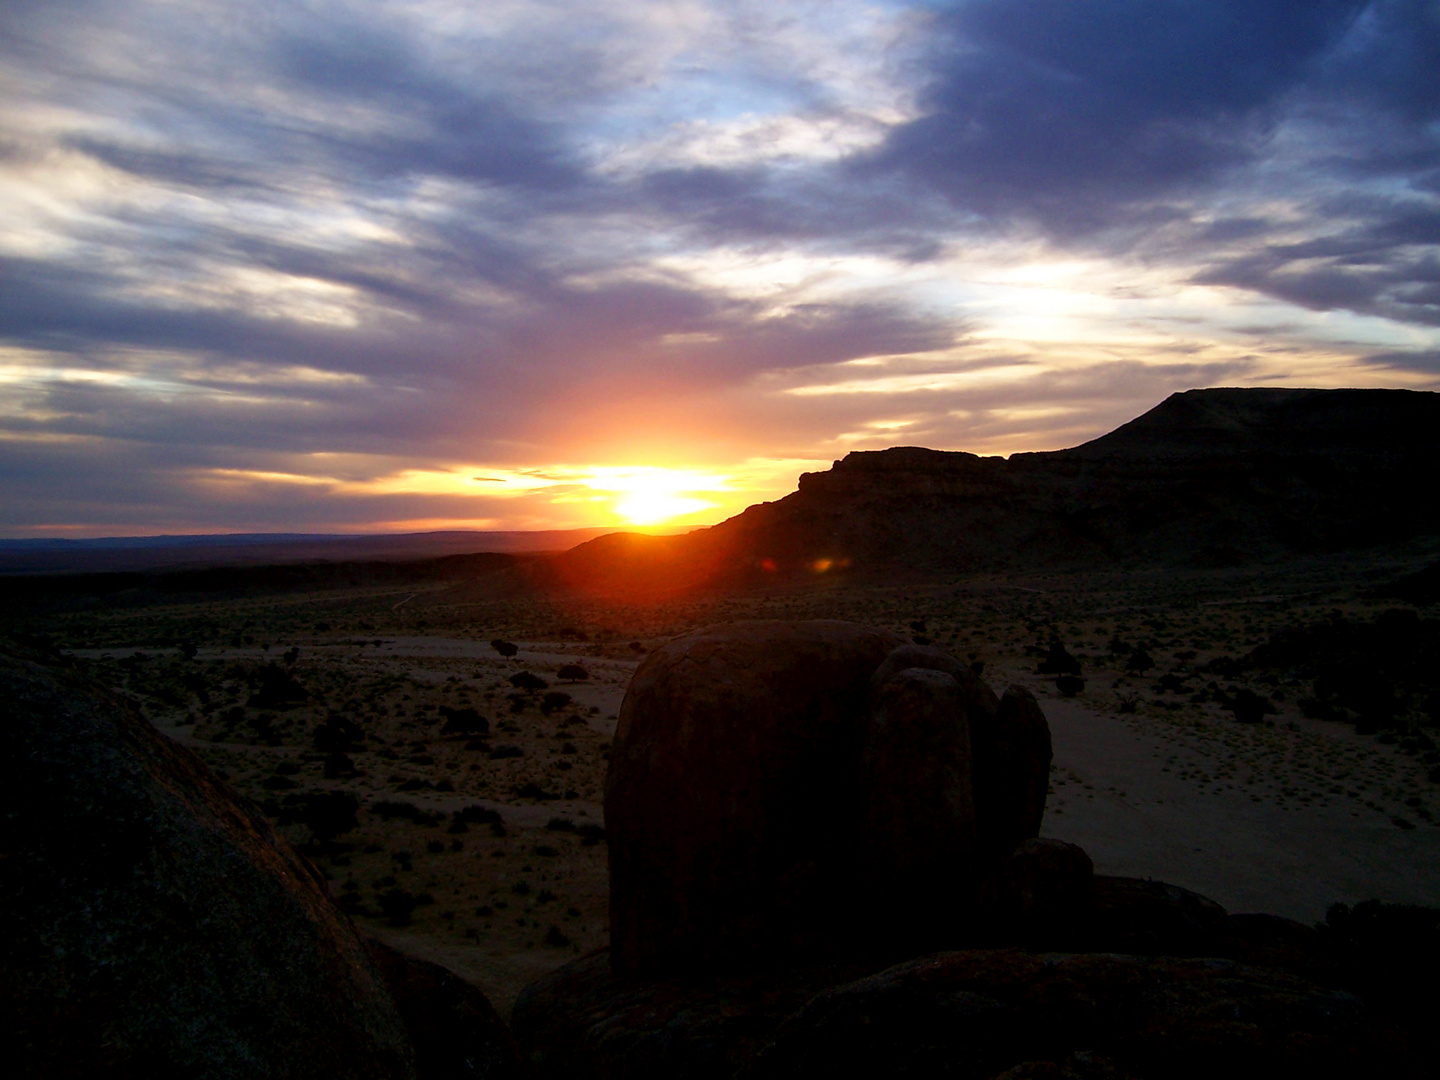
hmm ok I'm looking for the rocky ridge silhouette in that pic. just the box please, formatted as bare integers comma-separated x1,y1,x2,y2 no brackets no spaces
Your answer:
538,387,1440,598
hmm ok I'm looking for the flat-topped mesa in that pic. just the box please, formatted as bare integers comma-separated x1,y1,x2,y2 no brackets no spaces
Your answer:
604,621,1052,977
538,387,1440,598
796,447,1013,499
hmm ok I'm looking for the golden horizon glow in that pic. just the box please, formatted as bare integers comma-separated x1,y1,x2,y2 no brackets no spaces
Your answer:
580,466,728,526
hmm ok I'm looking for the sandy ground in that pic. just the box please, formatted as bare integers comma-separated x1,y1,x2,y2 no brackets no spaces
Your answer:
1036,694,1440,922
37,555,1440,1012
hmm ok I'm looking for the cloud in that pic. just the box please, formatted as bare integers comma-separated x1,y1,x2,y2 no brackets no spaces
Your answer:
0,0,1437,534
861,1,1366,230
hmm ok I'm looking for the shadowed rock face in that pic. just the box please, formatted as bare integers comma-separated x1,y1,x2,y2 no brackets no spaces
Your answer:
366,940,529,1080
605,623,1052,976
978,686,1054,860
0,650,418,1079
605,621,907,975
512,907,1425,1080
858,667,977,922
749,949,1398,1080
538,388,1440,597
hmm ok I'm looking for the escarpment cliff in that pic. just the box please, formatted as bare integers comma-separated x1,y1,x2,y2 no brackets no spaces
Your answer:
537,387,1440,597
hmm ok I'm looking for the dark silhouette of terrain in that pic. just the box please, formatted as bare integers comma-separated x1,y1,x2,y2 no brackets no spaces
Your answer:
1,550,527,613
537,388,1440,598
0,527,667,575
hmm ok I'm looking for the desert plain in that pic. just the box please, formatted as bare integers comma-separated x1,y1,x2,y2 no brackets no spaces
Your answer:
13,543,1438,1014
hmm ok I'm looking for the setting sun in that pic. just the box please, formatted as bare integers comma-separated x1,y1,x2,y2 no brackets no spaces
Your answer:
582,467,727,526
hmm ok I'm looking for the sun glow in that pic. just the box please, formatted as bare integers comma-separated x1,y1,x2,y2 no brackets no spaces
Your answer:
581,467,727,526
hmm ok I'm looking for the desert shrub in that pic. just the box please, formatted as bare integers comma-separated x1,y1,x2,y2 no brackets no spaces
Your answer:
1116,692,1139,714
490,639,519,658
378,889,417,926
300,791,360,844
275,761,301,775
534,845,560,857
323,752,358,778
577,823,606,846
1037,642,1082,677
546,817,576,832
439,706,489,736
514,781,558,801
261,774,297,790
628,641,644,653
426,840,445,854
1228,688,1276,724
313,717,365,752
370,800,439,826
1203,655,1242,678
509,671,548,692
556,627,588,641
540,691,572,715
511,881,531,896
1125,649,1155,675
544,925,570,947
456,804,503,825
556,664,589,683
1055,674,1085,697
488,745,523,760
248,663,308,708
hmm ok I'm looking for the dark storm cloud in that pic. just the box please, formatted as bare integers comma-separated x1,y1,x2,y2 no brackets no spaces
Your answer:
2,0,1438,534
865,0,1368,231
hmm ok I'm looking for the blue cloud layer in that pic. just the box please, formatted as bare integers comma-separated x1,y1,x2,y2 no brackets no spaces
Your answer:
0,0,1437,532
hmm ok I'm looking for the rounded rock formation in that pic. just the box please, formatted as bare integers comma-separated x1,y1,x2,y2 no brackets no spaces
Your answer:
1,650,417,1079
858,666,977,928
605,620,905,975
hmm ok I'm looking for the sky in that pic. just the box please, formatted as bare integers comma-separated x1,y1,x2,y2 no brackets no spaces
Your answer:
2,0,1438,537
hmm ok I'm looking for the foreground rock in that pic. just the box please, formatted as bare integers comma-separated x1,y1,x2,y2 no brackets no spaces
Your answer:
0,649,518,1079
606,621,906,975
749,949,1408,1080
514,923,1422,1080
606,623,1056,975
857,666,978,926
368,940,528,1080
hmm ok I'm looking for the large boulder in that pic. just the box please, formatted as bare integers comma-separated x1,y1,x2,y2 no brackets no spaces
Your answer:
866,645,1049,862
511,951,878,1080
975,685,1053,860
367,940,529,1080
979,839,1094,946
513,944,1420,1080
0,650,417,1079
867,643,1000,724
749,949,1415,1080
606,620,905,975
857,667,977,930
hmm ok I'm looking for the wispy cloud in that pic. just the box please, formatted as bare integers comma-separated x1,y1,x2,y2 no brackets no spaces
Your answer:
0,0,1436,535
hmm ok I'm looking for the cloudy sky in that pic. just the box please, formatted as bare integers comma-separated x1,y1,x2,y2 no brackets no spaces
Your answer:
2,0,1438,537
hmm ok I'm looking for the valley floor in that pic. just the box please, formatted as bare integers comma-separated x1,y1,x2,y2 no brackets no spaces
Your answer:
17,547,1439,1011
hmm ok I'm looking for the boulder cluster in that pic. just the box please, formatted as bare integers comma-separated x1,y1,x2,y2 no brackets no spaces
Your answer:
5,623,1434,1079
604,621,1052,974
515,621,1430,1079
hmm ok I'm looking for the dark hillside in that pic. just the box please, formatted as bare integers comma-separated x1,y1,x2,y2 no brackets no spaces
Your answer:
535,388,1440,598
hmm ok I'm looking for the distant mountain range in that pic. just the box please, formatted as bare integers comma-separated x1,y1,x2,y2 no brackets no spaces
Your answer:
536,388,1440,598
0,527,684,576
